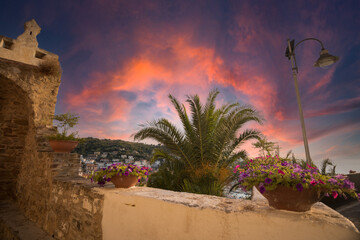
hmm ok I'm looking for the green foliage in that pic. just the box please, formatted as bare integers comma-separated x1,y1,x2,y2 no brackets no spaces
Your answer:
47,132,78,141
134,89,262,196
252,137,277,157
74,137,157,159
48,112,80,141
38,59,62,76
147,160,188,191
320,158,337,176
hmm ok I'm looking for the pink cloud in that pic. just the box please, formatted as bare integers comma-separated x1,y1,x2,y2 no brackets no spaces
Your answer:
307,96,360,117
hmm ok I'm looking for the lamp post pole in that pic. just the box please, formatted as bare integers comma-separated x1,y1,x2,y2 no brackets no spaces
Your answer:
286,38,339,165
287,39,312,164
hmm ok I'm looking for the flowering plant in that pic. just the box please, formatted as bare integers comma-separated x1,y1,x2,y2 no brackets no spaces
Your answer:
89,163,152,186
232,156,359,200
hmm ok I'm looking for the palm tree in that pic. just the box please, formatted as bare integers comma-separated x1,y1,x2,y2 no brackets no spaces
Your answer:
252,137,277,157
133,89,262,196
320,158,336,175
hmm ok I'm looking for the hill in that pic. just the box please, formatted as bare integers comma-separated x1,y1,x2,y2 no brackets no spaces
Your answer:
74,137,158,161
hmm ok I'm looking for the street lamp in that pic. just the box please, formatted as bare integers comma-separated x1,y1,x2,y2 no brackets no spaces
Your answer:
285,38,339,164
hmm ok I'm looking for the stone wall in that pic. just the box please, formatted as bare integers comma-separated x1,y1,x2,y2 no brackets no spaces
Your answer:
47,178,103,239
16,152,104,240
0,58,61,127
0,50,61,202
0,72,33,200
0,25,104,240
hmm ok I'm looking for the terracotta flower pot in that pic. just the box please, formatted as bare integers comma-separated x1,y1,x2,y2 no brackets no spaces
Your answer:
257,186,322,212
49,140,78,153
111,175,138,188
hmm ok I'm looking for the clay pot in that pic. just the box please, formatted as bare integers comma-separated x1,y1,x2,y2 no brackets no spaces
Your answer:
49,140,78,153
257,185,322,212
111,175,138,188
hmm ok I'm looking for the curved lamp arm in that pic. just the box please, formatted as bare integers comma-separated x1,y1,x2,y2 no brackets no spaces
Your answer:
294,38,325,51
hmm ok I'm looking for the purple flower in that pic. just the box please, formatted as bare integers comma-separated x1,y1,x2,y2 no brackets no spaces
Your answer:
335,174,345,180
296,183,303,192
281,162,288,167
343,179,355,189
259,183,266,194
239,172,249,181
264,178,272,184
124,171,129,176
328,178,338,184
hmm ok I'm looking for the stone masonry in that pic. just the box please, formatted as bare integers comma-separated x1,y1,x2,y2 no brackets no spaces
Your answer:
0,20,104,240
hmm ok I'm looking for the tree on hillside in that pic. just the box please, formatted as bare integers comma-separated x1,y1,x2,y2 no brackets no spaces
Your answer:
320,158,336,176
133,89,262,196
252,137,277,157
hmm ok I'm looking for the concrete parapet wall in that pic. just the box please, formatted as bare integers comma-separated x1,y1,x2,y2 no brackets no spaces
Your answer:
99,187,360,240
347,173,360,191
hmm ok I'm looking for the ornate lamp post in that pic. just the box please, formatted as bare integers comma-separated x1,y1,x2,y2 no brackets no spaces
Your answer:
285,38,339,164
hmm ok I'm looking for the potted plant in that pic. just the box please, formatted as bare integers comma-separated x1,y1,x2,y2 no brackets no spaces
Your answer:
89,163,152,188
232,155,359,212
48,112,80,153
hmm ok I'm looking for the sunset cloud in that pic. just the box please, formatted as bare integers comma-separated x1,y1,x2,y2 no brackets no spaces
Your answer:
4,0,357,171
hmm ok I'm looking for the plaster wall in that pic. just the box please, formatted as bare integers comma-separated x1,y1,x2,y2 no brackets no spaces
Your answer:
100,187,360,240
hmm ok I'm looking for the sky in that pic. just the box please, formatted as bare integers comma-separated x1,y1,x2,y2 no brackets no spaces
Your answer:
1,0,359,173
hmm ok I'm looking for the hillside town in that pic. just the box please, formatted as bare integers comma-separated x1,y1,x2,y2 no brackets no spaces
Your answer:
79,150,163,177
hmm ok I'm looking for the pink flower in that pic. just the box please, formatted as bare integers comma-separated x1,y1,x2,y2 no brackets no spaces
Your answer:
318,179,325,184
278,169,285,175
310,180,317,186
332,191,339,199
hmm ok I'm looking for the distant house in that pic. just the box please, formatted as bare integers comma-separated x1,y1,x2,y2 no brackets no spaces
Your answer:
97,163,106,169
85,163,97,173
111,151,118,155
86,156,97,161
101,153,108,158
94,152,101,156
100,159,110,163
121,155,127,159
140,160,150,167
128,156,134,160
151,159,164,170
